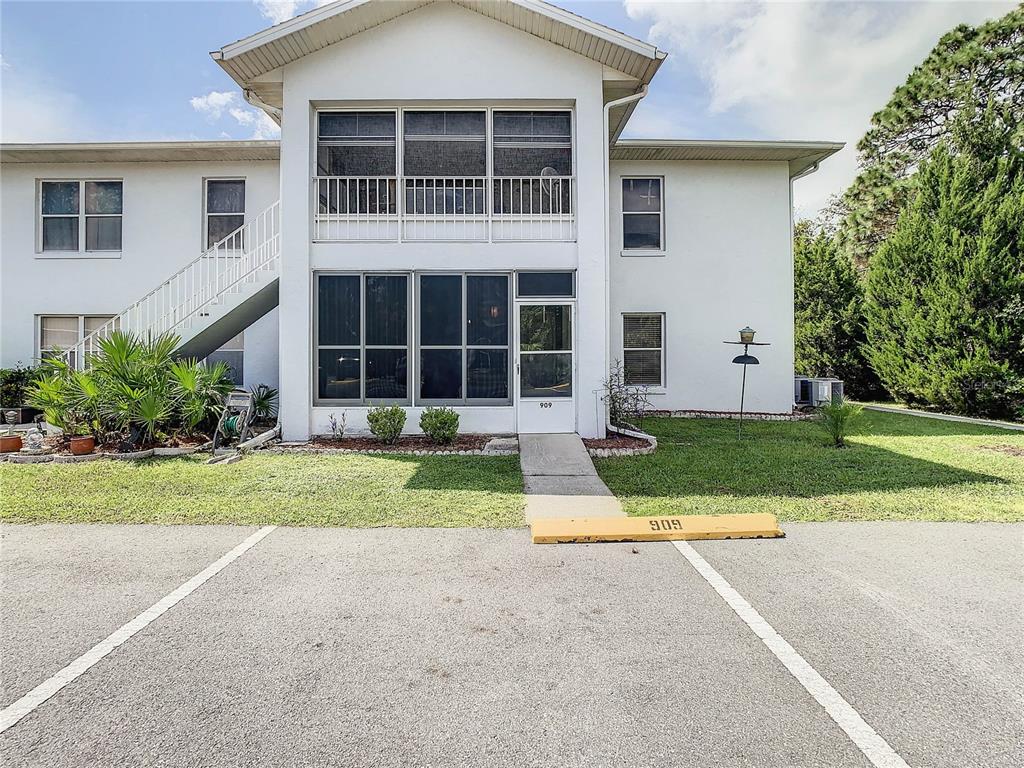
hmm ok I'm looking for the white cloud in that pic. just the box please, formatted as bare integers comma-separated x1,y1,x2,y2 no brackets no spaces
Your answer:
190,90,238,120
254,1,303,24
623,0,1016,217
191,89,280,140
252,0,335,25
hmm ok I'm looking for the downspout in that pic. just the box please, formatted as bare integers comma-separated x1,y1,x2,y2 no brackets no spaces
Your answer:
601,85,649,432
787,159,820,410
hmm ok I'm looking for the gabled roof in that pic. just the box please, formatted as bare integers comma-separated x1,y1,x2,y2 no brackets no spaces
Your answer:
0,141,281,164
611,139,845,178
212,0,665,139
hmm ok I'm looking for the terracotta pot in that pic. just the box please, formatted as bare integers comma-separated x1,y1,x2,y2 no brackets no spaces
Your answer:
0,435,22,453
70,436,96,456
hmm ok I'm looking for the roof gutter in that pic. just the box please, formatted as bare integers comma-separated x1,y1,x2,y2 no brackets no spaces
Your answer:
601,84,649,431
791,160,821,181
244,89,283,122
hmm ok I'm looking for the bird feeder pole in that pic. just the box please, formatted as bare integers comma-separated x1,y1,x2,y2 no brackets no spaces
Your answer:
724,327,770,439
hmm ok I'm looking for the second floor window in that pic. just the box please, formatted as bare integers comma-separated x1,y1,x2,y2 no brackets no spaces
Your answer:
317,111,396,176
622,177,663,251
41,180,122,252
205,179,245,248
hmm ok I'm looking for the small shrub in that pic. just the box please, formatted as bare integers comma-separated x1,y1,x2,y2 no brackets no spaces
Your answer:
0,363,41,407
328,411,345,439
250,384,279,422
420,406,459,444
601,360,653,430
818,397,864,447
367,404,406,444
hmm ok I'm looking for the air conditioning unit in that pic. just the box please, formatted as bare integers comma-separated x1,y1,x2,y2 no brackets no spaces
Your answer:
794,377,844,407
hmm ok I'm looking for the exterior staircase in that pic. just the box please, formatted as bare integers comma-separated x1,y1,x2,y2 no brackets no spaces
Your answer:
64,201,280,368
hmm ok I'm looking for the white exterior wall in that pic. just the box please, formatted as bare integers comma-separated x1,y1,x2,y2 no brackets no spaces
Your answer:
609,160,795,414
277,2,608,439
0,160,281,390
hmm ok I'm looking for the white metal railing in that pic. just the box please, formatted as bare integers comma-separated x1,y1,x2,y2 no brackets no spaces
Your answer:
315,176,398,241
312,175,575,242
63,200,281,369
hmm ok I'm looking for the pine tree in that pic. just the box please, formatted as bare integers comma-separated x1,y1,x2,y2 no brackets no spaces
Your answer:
793,223,878,397
838,7,1023,267
864,116,1024,419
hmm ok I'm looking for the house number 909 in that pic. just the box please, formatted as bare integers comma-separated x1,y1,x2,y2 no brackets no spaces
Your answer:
539,402,553,409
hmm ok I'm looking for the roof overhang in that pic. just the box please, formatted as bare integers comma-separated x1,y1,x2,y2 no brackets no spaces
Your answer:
0,141,281,164
611,139,845,178
212,0,665,141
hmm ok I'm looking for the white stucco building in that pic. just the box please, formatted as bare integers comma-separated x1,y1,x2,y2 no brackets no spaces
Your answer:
0,0,841,440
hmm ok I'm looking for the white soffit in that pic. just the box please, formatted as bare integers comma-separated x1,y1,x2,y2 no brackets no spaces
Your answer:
611,139,846,178
0,141,281,164
212,0,665,110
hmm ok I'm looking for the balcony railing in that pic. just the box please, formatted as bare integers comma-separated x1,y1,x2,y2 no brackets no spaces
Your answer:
313,175,575,242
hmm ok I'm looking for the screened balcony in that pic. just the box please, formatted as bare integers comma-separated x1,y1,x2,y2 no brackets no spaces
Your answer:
313,109,576,243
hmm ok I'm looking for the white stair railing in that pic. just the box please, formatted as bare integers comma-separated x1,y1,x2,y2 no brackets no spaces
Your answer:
64,200,280,369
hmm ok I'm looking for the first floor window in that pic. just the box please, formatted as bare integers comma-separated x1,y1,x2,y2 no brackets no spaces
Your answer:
622,177,663,251
205,179,245,249
40,180,122,252
419,274,509,403
623,313,664,387
205,333,244,385
38,314,116,367
316,273,409,403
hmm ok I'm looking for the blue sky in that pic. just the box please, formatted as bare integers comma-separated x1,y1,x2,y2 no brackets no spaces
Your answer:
0,0,1014,216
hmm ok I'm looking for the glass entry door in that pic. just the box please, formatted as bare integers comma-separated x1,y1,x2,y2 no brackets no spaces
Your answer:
515,302,575,434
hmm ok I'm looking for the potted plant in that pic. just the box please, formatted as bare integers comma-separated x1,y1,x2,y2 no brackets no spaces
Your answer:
0,412,22,453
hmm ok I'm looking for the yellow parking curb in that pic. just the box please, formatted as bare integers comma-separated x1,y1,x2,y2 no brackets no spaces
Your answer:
531,513,784,544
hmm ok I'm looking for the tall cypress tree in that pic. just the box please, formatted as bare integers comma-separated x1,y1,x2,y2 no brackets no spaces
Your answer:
864,114,1024,419
794,223,877,397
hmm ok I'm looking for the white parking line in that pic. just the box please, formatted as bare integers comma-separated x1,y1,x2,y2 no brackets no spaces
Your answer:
0,525,277,734
673,540,911,768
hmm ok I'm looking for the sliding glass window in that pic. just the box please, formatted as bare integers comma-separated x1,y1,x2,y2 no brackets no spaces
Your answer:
418,273,510,404
316,273,409,404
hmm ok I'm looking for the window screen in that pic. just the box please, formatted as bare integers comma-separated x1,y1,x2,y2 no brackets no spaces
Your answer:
516,271,574,298
623,314,664,387
492,111,572,176
419,273,510,403
317,111,397,176
316,274,409,403
403,111,486,176
622,178,663,251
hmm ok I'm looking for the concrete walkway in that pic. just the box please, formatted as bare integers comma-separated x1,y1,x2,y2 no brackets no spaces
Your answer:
519,433,625,522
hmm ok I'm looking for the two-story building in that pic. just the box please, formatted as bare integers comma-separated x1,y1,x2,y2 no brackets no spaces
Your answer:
0,0,841,440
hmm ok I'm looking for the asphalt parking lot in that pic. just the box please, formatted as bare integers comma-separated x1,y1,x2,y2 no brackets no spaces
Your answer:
1,522,1021,767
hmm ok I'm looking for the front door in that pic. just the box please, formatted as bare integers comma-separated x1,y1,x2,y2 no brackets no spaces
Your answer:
515,302,575,434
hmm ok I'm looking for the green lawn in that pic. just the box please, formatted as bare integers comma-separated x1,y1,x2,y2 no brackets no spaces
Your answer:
0,453,525,527
595,412,1024,522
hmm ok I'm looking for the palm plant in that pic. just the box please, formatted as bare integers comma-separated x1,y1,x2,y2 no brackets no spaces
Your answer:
250,384,279,423
818,397,864,448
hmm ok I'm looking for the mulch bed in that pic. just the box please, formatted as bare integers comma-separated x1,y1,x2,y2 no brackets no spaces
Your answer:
582,432,650,450
287,434,491,452
39,434,210,455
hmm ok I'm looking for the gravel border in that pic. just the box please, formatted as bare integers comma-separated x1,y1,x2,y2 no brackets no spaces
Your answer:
586,425,657,458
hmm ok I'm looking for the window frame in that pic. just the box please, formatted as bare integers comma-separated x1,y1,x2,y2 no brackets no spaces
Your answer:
37,179,123,257
622,312,666,389
416,271,512,407
620,176,665,255
203,177,246,251
36,314,116,366
205,332,245,386
313,271,413,407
